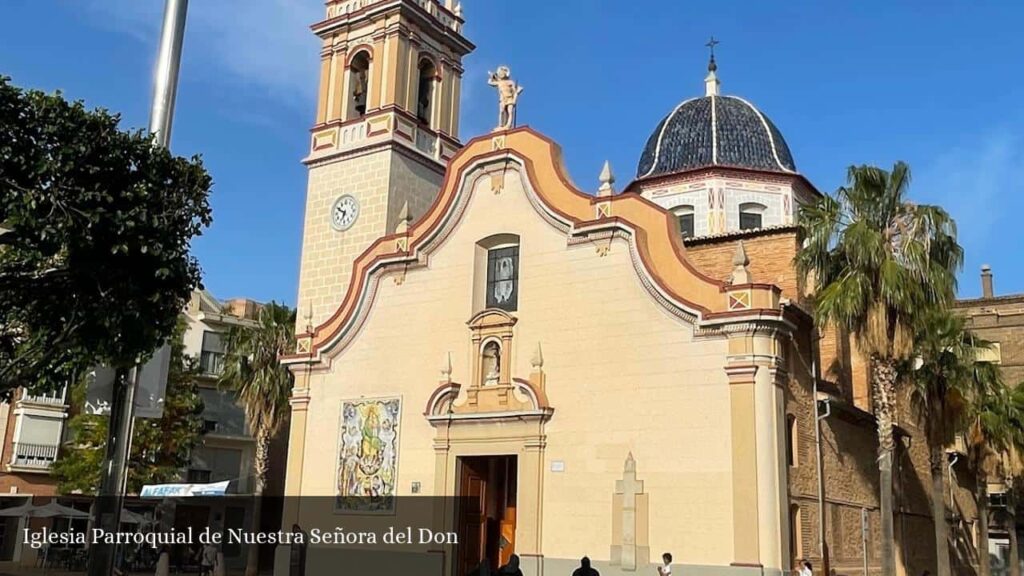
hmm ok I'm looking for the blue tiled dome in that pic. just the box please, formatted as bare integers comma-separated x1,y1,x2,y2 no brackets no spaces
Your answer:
636,94,796,178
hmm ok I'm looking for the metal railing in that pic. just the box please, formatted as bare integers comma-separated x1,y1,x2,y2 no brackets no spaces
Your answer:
22,386,67,406
11,442,59,469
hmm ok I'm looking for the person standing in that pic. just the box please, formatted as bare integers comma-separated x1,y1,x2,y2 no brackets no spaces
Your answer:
572,556,600,576
155,545,170,576
200,542,218,576
657,553,673,576
498,554,523,576
799,560,813,576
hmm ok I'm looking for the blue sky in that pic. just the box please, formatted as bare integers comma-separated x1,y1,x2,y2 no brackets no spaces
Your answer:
2,1,1022,303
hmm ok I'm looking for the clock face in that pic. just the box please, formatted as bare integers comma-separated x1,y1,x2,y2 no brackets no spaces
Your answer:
330,195,359,231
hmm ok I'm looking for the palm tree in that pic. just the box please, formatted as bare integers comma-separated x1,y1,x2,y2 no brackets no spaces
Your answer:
907,309,998,576
1005,462,1023,576
1004,423,1024,576
964,374,1021,576
795,162,962,576
219,302,296,576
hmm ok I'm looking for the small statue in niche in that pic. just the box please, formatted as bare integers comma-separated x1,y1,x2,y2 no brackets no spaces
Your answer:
353,69,368,116
487,66,524,131
481,341,501,386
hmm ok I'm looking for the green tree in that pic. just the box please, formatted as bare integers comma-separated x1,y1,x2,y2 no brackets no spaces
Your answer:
218,302,296,576
964,376,1023,576
795,162,962,576
1003,422,1024,576
51,320,205,494
0,76,212,396
907,309,1000,576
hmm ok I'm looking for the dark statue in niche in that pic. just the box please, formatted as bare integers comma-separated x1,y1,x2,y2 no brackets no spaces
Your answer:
352,69,367,116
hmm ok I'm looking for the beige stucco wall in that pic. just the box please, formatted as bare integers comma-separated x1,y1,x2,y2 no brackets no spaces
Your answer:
295,162,737,565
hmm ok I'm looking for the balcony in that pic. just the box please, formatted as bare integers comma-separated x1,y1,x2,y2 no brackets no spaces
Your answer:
10,442,58,470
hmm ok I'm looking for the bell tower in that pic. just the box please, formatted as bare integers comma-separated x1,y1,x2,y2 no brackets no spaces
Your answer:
296,0,473,326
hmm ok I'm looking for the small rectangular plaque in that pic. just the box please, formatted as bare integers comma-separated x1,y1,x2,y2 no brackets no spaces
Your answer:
550,460,565,473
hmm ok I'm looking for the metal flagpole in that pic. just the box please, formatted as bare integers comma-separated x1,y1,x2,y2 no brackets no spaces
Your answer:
149,0,189,147
86,2,189,575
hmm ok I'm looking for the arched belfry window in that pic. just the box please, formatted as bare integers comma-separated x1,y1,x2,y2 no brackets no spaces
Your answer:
416,58,437,125
673,205,695,239
347,51,371,119
739,202,766,231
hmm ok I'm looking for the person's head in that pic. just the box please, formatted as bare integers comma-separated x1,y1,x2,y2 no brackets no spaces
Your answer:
580,557,591,568
922,571,931,576
507,555,520,568
803,561,812,571
662,553,672,565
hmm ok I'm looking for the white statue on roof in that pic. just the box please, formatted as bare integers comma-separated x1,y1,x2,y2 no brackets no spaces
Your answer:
487,66,524,131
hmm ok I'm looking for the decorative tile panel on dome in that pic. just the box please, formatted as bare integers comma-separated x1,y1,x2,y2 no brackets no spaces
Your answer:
636,95,796,179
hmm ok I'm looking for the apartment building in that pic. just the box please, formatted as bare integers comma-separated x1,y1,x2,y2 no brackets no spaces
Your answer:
0,290,285,568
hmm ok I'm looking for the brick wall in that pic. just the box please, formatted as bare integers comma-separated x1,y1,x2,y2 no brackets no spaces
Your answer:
684,229,802,298
684,229,981,576
955,295,1024,386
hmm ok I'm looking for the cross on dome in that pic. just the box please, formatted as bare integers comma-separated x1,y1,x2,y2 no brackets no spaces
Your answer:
706,36,719,72
704,36,721,96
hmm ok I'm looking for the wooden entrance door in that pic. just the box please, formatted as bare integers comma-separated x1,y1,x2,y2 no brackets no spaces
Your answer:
456,456,518,576
457,458,488,576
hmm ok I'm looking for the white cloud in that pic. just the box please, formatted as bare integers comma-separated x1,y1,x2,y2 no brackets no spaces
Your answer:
916,131,1021,250
77,0,321,111
914,129,1024,293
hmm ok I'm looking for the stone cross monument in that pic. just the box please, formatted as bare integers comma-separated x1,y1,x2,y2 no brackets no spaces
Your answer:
611,453,651,571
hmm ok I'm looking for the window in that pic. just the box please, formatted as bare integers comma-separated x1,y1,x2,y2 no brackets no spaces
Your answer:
990,492,1008,509
673,205,695,239
202,419,219,434
200,331,225,376
416,58,437,125
786,414,799,467
187,469,212,483
486,246,519,311
190,446,243,485
347,51,371,119
790,504,803,564
739,202,766,231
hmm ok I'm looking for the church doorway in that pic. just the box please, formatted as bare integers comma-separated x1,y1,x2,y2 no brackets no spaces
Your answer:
456,455,518,576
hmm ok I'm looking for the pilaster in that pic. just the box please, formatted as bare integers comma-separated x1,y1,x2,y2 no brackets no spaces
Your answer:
725,326,790,572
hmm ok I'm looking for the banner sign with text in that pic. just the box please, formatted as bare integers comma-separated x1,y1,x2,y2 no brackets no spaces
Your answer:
140,480,230,498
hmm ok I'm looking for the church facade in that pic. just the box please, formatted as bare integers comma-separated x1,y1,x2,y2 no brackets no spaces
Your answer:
280,2,972,576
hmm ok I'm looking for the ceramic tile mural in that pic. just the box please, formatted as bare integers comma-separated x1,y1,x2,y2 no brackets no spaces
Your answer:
336,396,401,513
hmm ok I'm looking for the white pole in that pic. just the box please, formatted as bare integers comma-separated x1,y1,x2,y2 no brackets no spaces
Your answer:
87,3,189,575
149,0,189,147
